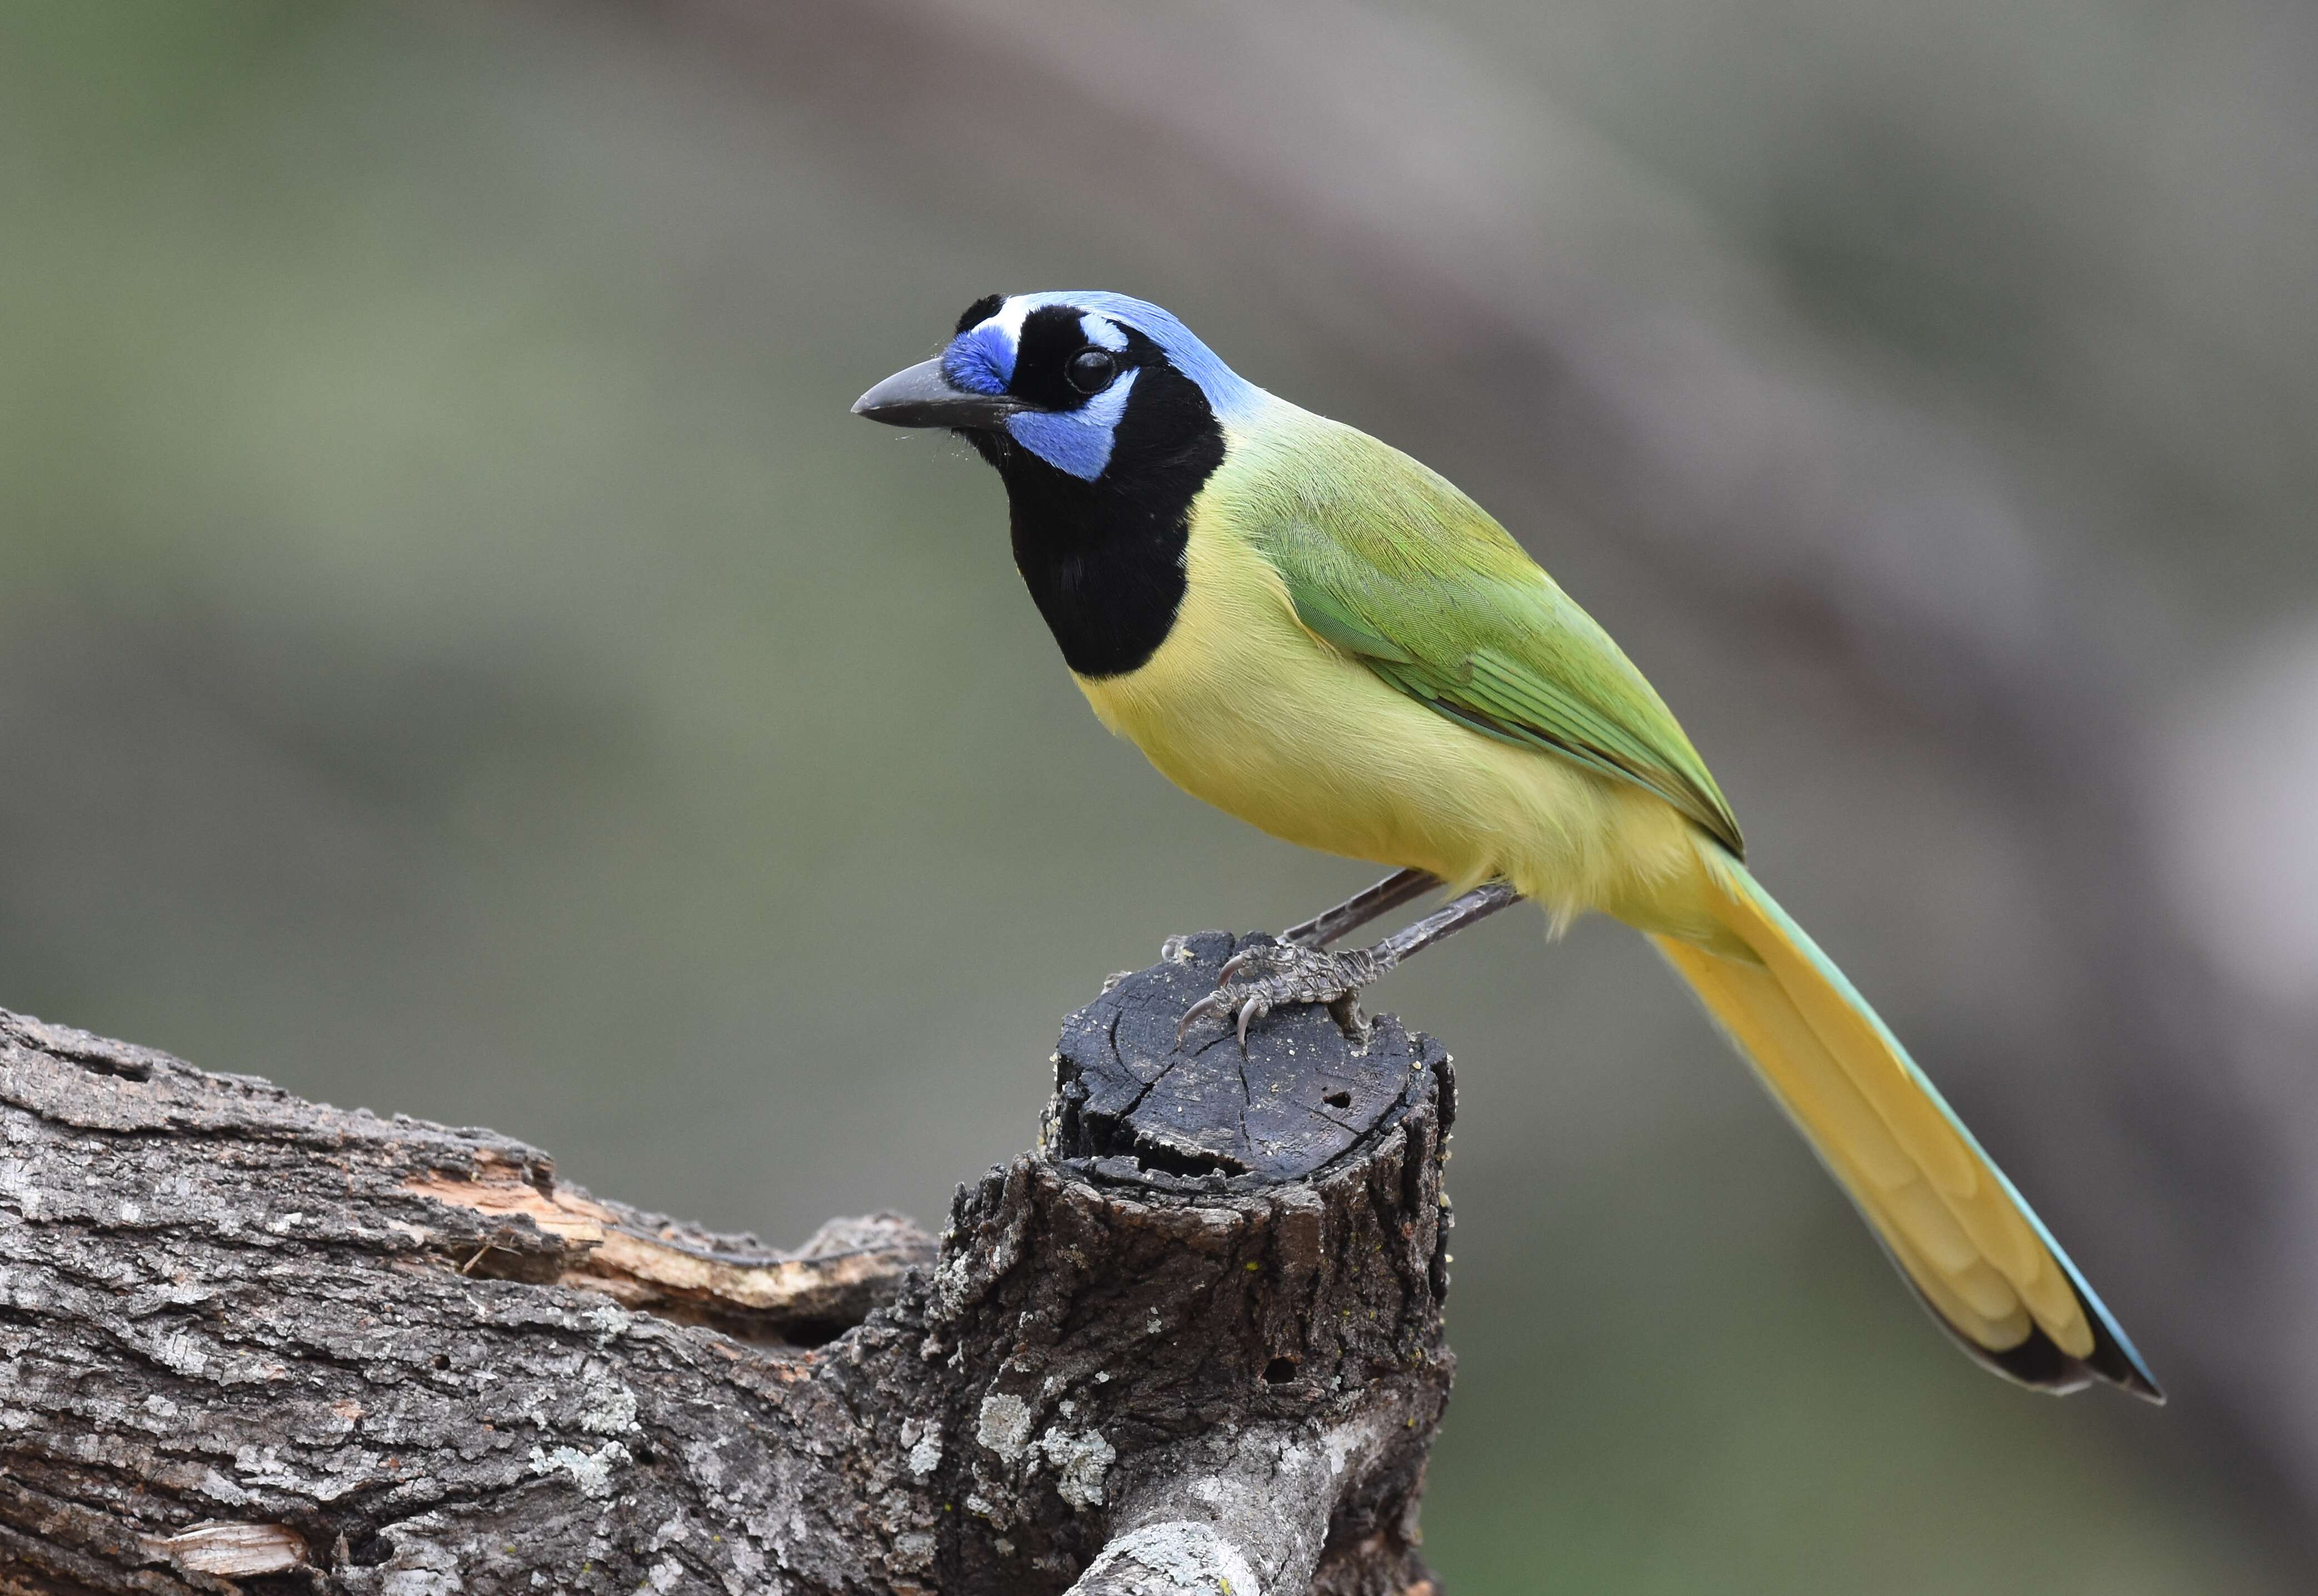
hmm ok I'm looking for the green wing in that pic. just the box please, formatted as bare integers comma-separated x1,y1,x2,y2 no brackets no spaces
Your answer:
1235,412,1744,857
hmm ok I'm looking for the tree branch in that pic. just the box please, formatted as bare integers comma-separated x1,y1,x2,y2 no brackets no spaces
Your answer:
0,932,1453,1595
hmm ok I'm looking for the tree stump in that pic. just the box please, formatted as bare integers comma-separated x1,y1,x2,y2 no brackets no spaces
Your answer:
0,931,1455,1595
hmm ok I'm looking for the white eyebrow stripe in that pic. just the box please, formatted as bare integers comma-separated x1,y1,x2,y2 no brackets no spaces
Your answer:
1080,313,1129,351
992,296,1036,350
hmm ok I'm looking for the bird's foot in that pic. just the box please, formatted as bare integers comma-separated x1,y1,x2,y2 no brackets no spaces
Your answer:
1176,941,1385,1048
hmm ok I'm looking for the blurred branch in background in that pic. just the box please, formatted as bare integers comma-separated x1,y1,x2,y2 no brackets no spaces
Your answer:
5,0,2316,1587
664,0,2318,1542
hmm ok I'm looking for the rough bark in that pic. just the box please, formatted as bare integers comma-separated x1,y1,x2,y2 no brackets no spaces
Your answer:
0,931,1454,1595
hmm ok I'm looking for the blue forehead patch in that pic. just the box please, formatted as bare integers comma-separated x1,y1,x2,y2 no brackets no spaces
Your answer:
943,320,1014,396
1004,368,1139,481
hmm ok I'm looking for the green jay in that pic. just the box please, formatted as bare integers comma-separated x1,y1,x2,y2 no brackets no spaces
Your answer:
854,291,2161,1401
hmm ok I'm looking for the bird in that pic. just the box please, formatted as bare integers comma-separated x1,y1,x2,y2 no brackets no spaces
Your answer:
852,291,2161,1402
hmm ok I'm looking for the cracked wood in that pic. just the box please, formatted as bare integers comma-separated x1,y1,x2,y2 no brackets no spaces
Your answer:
0,935,1456,1595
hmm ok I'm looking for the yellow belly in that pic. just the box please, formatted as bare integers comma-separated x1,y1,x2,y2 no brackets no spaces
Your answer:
1072,503,1708,936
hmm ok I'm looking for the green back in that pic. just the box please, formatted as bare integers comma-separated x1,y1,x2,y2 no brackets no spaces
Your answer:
1219,406,1744,857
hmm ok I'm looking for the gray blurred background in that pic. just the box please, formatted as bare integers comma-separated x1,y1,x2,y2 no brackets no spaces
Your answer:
6,1,2316,1588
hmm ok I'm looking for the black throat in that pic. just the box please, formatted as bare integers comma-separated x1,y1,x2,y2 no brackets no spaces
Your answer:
970,340,1225,680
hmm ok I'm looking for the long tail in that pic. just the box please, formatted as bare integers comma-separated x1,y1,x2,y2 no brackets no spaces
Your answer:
1650,845,2162,1400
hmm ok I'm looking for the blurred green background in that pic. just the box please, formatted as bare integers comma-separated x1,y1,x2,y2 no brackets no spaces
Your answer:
6,2,2315,1589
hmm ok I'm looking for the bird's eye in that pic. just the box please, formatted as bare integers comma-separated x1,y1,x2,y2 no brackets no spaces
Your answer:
1065,347,1117,395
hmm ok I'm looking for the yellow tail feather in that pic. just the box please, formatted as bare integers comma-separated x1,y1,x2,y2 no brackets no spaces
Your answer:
1645,845,2160,1395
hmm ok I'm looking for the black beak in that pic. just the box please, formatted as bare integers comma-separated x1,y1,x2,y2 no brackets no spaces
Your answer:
851,358,1028,430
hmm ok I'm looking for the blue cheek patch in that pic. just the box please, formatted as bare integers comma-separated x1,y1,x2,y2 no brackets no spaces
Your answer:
1005,368,1140,481
943,322,1014,396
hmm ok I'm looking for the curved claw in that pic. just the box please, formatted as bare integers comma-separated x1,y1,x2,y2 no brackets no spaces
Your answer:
1176,987,1236,1044
1235,994,1271,1046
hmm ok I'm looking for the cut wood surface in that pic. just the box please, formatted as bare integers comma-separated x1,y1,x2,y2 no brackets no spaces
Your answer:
0,932,1455,1595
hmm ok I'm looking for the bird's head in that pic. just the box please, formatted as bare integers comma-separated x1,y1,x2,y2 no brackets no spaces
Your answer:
851,292,1260,487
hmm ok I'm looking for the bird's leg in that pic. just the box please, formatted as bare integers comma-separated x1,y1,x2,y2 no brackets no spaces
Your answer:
1280,866,1440,948
1160,867,1439,965
1179,879,1524,1047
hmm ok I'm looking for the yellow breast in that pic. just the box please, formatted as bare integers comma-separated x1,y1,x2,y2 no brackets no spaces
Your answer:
1071,496,1701,930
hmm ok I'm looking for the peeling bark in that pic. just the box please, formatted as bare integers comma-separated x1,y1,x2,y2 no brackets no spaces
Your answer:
0,932,1454,1594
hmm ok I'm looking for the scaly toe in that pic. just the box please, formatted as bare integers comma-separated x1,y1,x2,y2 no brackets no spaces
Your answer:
1175,941,1381,1046
1216,946,1271,985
